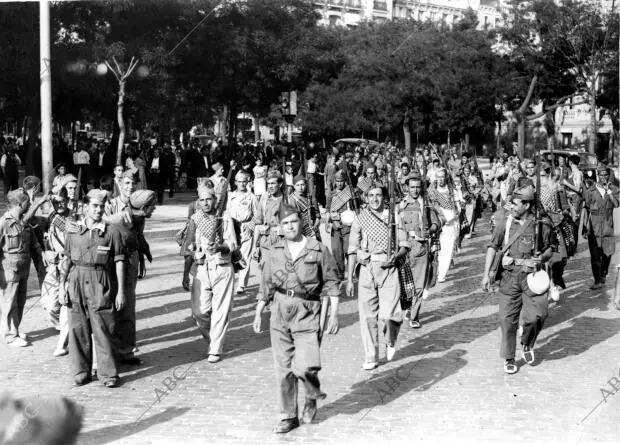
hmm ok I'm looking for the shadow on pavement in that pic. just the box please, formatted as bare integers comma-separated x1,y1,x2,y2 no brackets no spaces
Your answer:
536,316,620,363
77,407,191,445
317,349,467,422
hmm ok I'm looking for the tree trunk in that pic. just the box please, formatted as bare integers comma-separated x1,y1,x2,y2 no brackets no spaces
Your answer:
116,79,126,165
26,109,38,176
589,83,597,154
403,112,411,154
254,114,260,143
447,129,451,147
464,133,470,151
227,101,237,149
517,120,526,159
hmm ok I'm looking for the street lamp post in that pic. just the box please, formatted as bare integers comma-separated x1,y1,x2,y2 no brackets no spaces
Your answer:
40,0,53,193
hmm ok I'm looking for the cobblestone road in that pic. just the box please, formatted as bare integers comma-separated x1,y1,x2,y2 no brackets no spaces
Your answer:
1,206,619,445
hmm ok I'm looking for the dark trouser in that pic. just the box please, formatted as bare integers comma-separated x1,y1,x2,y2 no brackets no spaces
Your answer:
67,265,118,382
408,242,430,323
0,255,30,343
588,234,612,283
151,171,165,204
330,226,350,278
168,174,175,198
116,252,139,357
3,176,19,195
183,255,194,287
270,292,323,420
31,248,46,287
548,255,567,289
498,268,548,360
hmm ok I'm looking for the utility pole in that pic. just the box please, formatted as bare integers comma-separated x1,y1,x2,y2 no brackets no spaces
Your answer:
40,0,53,193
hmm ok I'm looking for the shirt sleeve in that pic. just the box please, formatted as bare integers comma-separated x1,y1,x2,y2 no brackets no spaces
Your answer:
320,244,342,295
347,218,362,256
488,214,506,251
222,214,237,252
259,247,274,303
110,226,126,262
395,209,411,250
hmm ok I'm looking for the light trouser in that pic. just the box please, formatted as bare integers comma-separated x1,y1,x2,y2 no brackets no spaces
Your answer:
236,236,254,291
437,214,459,281
357,261,402,364
498,267,549,360
67,265,118,382
191,260,234,355
269,292,323,420
0,254,30,344
407,242,430,323
116,251,139,356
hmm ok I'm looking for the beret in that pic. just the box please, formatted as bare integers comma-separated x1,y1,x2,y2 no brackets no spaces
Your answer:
7,188,29,205
86,189,108,203
513,185,536,201
277,203,300,222
130,190,156,209
293,175,306,184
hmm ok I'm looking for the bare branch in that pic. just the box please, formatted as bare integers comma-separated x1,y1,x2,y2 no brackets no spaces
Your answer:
526,98,588,121
518,75,538,114
105,60,120,82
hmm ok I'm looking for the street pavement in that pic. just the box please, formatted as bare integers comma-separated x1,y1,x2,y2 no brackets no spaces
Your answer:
1,194,620,445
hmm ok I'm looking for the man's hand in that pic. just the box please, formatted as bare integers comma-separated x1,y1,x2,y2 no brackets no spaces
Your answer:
59,282,69,306
253,306,263,333
258,225,269,235
346,280,355,298
481,273,490,292
138,258,146,279
522,256,541,269
326,313,339,335
115,293,126,311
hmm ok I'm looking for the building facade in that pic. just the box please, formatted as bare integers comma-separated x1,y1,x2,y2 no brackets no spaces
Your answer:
314,0,507,29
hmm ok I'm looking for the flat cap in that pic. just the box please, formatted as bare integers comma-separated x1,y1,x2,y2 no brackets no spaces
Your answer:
86,188,108,203
277,203,300,222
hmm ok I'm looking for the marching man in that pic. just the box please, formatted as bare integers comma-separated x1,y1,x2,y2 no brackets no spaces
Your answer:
347,184,408,370
187,185,237,363
253,203,340,434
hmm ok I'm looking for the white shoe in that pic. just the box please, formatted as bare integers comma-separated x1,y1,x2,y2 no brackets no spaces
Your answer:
464,234,471,239
549,286,560,302
207,354,221,363
18,333,29,341
53,348,68,357
437,277,446,283
422,289,430,300
8,337,29,347
386,346,396,361
362,361,378,370
517,325,524,339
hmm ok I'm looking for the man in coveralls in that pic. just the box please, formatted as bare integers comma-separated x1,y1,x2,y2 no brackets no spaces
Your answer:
253,204,340,434
59,189,126,387
397,173,440,328
104,170,146,365
481,186,553,374
0,189,42,347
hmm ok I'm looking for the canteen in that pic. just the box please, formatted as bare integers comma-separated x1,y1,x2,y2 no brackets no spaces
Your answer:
526,269,550,296
341,209,356,226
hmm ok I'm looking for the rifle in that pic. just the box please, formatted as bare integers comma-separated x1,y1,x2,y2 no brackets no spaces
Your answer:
74,166,82,221
340,158,359,214
385,153,396,264
533,146,542,263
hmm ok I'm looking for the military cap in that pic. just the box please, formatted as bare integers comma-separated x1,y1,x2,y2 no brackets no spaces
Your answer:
513,185,535,201
597,164,609,173
197,185,215,199
334,170,346,181
7,188,29,206
234,170,250,181
212,162,223,172
122,170,137,181
363,162,376,171
293,175,306,184
277,203,300,222
406,172,423,183
130,190,156,209
197,177,210,187
55,163,66,171
86,188,108,204
267,170,282,181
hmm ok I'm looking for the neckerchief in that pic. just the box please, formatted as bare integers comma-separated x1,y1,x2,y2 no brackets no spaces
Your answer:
330,187,352,213
358,177,374,194
192,210,222,243
357,208,391,252
429,186,456,210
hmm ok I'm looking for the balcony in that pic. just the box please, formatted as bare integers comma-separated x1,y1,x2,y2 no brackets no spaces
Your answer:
373,1,388,10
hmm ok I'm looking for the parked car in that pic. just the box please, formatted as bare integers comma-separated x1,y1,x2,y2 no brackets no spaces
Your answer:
333,138,381,154
540,149,600,182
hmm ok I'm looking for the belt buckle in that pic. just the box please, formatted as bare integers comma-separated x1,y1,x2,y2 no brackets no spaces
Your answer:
286,289,295,298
